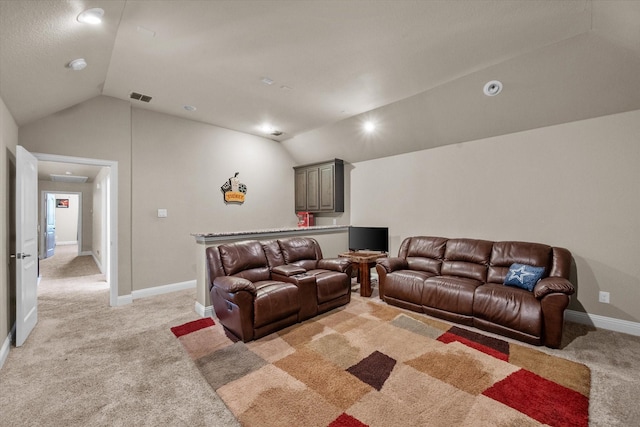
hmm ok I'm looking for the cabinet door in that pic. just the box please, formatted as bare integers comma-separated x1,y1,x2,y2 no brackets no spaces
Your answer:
294,169,307,211
306,167,320,211
319,163,335,211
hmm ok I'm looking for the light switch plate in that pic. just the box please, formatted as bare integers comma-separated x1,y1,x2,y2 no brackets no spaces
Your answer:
157,209,168,218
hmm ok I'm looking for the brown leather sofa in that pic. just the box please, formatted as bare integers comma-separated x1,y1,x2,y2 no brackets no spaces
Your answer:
376,236,575,348
206,237,352,342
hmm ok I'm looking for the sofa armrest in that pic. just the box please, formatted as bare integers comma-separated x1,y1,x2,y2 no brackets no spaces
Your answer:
376,257,408,273
533,277,575,299
213,276,257,296
317,258,352,273
272,264,307,277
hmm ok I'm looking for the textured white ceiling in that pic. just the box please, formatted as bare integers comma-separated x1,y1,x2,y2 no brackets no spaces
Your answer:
1,1,639,163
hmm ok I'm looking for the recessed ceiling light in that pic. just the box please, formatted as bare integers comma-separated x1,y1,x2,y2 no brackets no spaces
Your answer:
259,123,283,136
483,80,503,96
260,123,275,133
77,8,104,25
67,58,87,71
363,121,376,133
183,105,197,112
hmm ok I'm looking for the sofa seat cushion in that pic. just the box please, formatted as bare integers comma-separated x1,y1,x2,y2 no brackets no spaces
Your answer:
421,275,482,315
385,270,433,305
306,269,348,304
473,283,542,338
253,281,300,329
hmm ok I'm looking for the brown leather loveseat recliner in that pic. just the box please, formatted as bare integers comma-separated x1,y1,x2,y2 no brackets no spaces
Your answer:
206,237,352,342
376,236,575,348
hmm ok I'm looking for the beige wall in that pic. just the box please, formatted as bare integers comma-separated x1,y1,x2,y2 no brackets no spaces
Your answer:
351,109,640,322
131,108,298,290
18,96,298,296
1,94,18,348
19,96,132,296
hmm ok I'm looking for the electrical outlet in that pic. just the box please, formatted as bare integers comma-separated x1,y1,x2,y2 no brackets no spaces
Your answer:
598,291,610,304
157,208,168,218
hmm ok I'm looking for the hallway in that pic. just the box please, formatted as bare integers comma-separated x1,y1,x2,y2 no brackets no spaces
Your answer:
39,244,104,281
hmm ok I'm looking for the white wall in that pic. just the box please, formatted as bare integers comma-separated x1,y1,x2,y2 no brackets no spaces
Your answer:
50,193,78,243
351,109,640,322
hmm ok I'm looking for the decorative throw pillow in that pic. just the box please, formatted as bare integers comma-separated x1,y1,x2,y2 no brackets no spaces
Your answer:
504,263,545,291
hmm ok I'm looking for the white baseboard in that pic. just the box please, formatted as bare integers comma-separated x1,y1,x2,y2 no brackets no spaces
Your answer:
195,301,214,318
116,294,133,306
91,253,103,274
79,250,92,256
566,309,640,337
1,325,15,370
115,280,196,307
56,241,78,246
131,280,196,300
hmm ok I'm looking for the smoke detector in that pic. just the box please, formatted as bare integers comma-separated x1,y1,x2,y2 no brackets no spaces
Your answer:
483,80,503,96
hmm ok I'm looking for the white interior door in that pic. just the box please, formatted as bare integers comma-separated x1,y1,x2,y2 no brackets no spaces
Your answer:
16,146,39,347
44,193,56,258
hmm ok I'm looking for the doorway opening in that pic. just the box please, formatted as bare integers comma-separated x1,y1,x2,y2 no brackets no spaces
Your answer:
40,191,83,259
33,152,118,307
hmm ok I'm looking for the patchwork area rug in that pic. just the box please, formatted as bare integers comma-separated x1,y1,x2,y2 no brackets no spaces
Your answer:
172,297,590,427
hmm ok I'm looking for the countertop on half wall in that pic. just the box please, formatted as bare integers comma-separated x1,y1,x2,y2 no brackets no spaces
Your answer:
191,225,349,244
191,225,349,314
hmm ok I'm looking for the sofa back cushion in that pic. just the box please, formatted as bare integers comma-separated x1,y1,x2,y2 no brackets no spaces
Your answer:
218,240,270,282
441,239,493,281
262,239,285,269
278,237,322,270
487,241,552,284
399,236,447,274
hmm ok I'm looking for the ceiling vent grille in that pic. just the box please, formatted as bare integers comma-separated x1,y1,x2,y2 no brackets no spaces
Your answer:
130,92,152,103
50,174,88,183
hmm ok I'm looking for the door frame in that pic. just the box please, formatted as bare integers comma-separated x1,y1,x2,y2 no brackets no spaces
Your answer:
32,152,119,307
40,191,84,258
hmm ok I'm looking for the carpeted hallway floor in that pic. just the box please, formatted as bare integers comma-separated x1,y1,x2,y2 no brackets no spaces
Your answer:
1,247,639,426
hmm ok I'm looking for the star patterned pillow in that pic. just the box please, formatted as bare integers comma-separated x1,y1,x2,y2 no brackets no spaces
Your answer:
504,263,545,291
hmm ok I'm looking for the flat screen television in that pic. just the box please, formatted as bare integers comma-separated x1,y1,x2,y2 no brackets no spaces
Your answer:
348,226,389,253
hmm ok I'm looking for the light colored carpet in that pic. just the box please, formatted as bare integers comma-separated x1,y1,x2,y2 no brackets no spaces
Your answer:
1,245,239,426
38,244,102,279
1,249,639,426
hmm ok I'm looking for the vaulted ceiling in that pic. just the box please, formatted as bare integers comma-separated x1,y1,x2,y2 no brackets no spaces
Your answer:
1,1,639,164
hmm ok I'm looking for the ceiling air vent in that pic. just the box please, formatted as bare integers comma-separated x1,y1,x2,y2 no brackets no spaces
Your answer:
130,92,152,103
50,174,88,183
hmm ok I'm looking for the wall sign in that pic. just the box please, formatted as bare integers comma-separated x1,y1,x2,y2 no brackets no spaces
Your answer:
221,172,247,204
56,198,69,208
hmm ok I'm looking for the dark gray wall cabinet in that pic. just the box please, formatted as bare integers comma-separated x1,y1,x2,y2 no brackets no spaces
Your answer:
294,159,344,213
